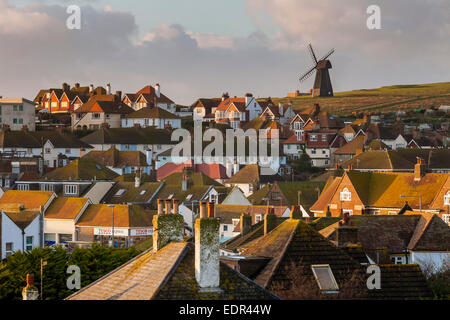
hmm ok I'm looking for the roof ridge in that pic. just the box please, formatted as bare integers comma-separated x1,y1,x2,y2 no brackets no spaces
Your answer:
386,149,393,170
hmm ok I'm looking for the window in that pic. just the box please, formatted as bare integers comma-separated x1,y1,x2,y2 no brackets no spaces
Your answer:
310,135,317,141
322,135,326,142
223,225,228,232
340,188,351,201
13,118,17,124
311,265,339,292
255,214,262,223
322,149,326,154
5,243,13,257
391,256,405,265
45,148,51,154
18,118,23,124
65,149,71,154
92,113,101,119
17,184,30,191
271,192,280,200
41,184,54,191
311,148,316,154
65,184,77,195
114,189,126,197
444,191,450,206
442,214,450,226
13,105,18,111
26,236,33,251
196,108,202,113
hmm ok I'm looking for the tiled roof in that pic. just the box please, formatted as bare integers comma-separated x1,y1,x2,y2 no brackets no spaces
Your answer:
225,164,284,185
3,211,40,230
0,130,92,149
74,98,134,114
247,184,271,205
221,217,287,253
157,162,228,181
334,135,365,155
83,147,149,168
81,127,176,145
406,213,450,251
367,265,432,299
240,219,362,295
125,107,180,119
215,204,288,224
276,181,325,211
102,181,162,204
76,204,153,228
0,190,54,211
43,158,119,181
136,85,175,104
68,241,277,300
45,197,89,219
309,177,342,212
346,171,448,209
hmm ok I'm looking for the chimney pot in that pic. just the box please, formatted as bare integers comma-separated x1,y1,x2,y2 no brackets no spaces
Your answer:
172,199,179,215
164,199,172,215
157,199,163,215
208,202,215,218
240,213,252,236
199,201,208,219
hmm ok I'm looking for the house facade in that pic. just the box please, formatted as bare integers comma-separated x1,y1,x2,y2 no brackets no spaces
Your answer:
0,98,36,131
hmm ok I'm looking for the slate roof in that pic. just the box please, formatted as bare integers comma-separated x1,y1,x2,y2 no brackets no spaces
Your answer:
240,219,363,296
156,162,228,181
67,241,277,300
3,211,40,230
125,107,180,119
76,204,154,228
42,158,119,181
0,130,92,149
81,127,176,146
276,181,325,211
247,184,271,205
367,265,432,300
45,197,89,220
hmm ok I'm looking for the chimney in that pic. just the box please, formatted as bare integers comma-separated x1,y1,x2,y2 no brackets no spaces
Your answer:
182,174,188,191
207,201,215,218
134,168,141,188
245,93,253,106
264,207,277,234
278,103,284,116
155,83,160,98
290,205,301,219
115,91,122,100
164,199,172,215
199,201,207,218
336,213,358,246
240,213,252,236
233,161,239,175
22,274,39,300
221,92,229,101
172,199,179,215
152,200,184,252
74,83,80,89
106,83,111,95
145,148,153,168
89,84,94,92
195,202,220,289
157,199,164,215
414,157,426,181
225,160,232,178
62,82,70,92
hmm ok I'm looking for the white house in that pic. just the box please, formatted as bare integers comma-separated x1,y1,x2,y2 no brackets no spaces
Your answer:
0,210,41,259
121,107,182,129
0,98,37,131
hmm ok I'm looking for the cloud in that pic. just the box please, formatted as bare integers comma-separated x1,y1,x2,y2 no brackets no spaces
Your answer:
0,0,449,106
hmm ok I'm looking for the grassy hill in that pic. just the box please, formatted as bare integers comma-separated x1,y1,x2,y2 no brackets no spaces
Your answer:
264,82,450,115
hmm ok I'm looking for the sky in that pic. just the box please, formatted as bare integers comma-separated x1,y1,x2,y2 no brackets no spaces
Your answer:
2,0,450,105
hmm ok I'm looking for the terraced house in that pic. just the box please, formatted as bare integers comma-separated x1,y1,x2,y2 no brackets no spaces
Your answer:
310,159,450,221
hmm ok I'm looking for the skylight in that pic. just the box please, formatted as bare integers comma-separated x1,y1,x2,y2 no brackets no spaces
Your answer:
140,190,146,196
168,194,173,199
186,194,193,200
96,164,102,170
114,189,126,197
311,264,339,293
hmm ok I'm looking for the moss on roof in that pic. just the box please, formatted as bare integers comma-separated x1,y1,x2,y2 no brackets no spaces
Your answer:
277,181,325,209
43,158,119,181
247,184,271,205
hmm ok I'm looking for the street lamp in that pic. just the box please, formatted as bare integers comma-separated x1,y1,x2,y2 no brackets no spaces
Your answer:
400,194,422,211
107,205,115,248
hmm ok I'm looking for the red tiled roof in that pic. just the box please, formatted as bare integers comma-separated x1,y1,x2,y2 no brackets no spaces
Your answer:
157,161,228,181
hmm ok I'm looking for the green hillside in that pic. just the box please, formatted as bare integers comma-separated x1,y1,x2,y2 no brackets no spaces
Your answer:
264,82,450,115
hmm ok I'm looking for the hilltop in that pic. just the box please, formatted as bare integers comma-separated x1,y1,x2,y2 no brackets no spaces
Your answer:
264,82,450,115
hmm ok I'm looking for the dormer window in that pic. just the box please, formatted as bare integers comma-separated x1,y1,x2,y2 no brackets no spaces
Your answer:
340,188,351,201
444,191,450,206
